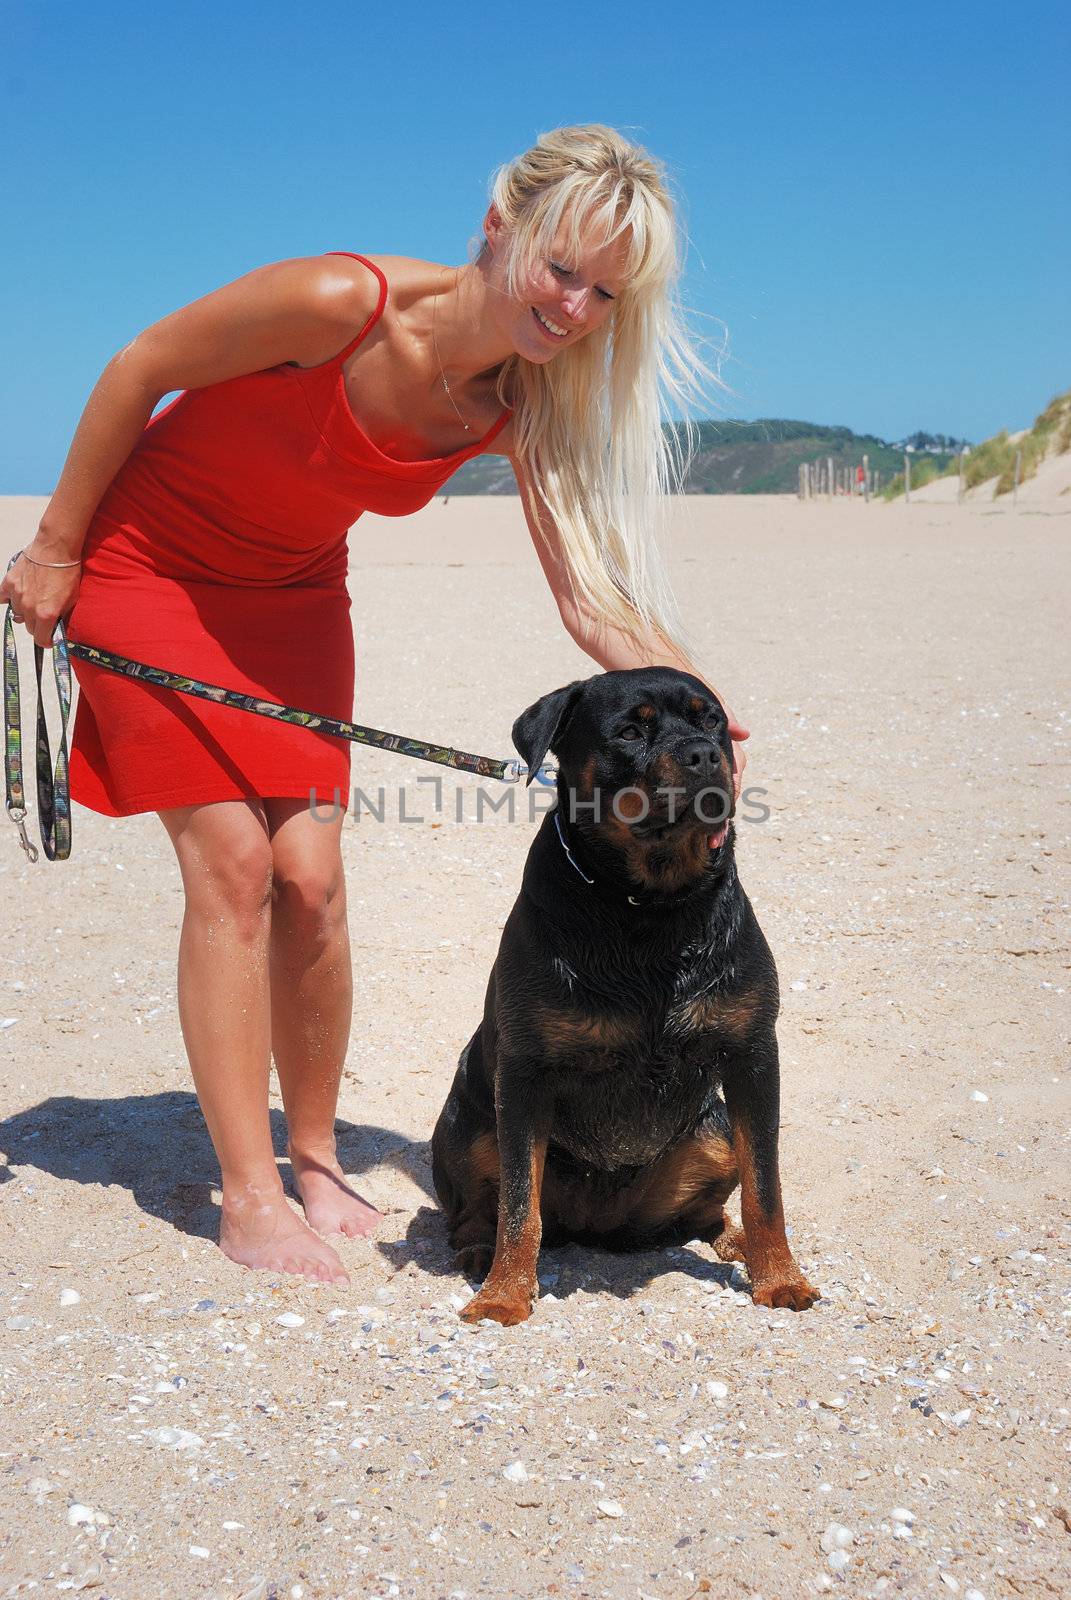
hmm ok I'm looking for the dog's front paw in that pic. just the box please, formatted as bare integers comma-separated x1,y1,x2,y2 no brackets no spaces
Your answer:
459,1283,536,1326
752,1272,821,1312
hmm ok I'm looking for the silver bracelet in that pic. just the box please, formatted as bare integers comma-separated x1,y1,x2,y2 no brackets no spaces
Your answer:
22,551,82,568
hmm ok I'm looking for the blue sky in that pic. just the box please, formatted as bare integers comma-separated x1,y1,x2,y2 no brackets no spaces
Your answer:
2,0,1068,491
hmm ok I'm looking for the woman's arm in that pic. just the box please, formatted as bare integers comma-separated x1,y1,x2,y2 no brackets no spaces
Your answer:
511,457,750,787
34,255,376,561
2,256,378,645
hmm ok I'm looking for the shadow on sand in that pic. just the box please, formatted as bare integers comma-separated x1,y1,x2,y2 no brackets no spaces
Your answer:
0,1091,742,1303
0,1090,428,1244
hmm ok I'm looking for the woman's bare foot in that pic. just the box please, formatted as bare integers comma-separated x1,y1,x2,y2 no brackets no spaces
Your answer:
289,1148,383,1240
219,1188,349,1285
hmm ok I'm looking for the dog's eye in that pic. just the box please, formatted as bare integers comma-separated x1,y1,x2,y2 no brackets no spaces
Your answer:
618,724,643,741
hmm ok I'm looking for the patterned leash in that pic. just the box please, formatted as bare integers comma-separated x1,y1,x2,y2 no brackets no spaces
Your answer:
4,551,532,864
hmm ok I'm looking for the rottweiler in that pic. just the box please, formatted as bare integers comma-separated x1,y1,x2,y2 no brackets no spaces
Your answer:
431,667,819,1326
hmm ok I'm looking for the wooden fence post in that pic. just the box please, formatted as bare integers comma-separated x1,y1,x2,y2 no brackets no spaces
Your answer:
904,453,911,503
827,457,834,500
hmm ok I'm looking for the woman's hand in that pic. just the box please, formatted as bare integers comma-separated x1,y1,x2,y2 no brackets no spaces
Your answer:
723,707,749,801
0,547,82,649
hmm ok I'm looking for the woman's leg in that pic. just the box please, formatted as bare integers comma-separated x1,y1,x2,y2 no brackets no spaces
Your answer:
264,796,381,1239
157,799,349,1285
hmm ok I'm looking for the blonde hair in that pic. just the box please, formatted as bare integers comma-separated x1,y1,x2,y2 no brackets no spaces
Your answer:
479,124,724,652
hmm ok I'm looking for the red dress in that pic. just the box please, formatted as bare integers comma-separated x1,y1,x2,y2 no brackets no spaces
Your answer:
67,253,511,817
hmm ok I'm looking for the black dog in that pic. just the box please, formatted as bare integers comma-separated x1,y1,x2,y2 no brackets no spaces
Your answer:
432,667,819,1325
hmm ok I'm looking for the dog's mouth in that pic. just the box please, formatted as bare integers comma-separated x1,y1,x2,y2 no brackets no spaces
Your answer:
630,810,731,850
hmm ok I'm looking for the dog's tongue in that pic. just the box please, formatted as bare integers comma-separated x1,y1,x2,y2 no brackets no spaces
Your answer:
709,823,729,850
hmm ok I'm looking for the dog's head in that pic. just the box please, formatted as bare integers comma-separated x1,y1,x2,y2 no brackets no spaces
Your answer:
513,668,736,895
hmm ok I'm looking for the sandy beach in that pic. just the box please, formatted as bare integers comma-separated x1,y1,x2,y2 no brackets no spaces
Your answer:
1,485,1068,1599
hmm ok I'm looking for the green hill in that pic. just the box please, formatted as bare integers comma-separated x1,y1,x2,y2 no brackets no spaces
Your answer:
442,419,954,496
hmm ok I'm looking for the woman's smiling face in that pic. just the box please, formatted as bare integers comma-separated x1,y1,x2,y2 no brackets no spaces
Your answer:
484,206,631,362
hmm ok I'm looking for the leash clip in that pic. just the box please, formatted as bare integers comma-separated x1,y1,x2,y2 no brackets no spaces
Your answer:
8,809,39,864
499,760,558,786
515,761,558,787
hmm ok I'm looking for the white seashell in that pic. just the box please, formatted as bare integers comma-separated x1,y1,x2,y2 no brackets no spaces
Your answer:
70,1559,106,1590
150,1425,203,1451
67,1504,95,1526
706,1380,729,1399
970,1090,988,1102
820,1522,854,1553
597,1499,624,1518
890,1506,915,1523
503,1461,528,1482
275,1312,305,1329
60,1289,82,1307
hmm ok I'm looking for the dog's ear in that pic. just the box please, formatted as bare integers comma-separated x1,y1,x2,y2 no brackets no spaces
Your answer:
512,679,586,786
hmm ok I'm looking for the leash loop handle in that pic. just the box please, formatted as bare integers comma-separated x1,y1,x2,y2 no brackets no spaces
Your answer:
3,551,72,862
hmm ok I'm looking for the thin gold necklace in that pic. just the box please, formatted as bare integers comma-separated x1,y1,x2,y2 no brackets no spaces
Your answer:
431,266,473,434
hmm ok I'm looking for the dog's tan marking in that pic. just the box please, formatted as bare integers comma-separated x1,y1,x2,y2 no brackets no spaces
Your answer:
468,1131,500,1185
608,826,716,894
577,756,597,801
651,752,682,788
636,704,656,721
676,988,760,1041
540,1008,639,1055
713,1220,748,1263
613,787,648,821
460,1143,547,1327
631,1132,738,1229
717,749,733,791
732,1122,820,1311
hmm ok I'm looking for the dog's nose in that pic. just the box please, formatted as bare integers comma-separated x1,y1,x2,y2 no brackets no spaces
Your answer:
677,740,722,774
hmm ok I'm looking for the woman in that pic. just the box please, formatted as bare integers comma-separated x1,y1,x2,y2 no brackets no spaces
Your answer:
1,125,748,1286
